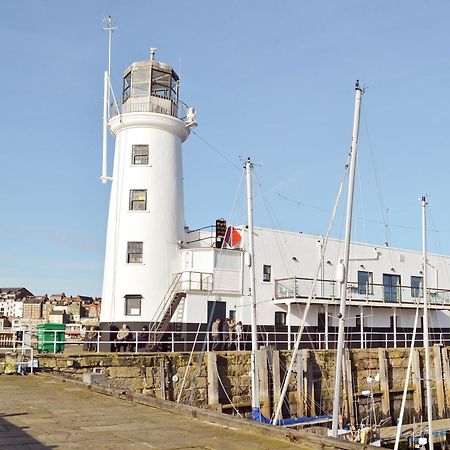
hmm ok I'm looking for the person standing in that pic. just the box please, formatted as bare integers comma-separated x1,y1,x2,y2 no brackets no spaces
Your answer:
115,323,130,352
235,321,243,351
227,318,235,349
211,318,221,351
222,318,230,349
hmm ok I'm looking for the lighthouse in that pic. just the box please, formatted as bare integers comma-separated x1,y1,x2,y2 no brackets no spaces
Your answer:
100,50,196,328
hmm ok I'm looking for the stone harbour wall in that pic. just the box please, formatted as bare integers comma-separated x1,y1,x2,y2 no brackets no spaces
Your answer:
2,345,450,428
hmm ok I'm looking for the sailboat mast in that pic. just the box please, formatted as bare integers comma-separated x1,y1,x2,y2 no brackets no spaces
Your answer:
245,158,260,416
421,196,434,450
331,81,363,437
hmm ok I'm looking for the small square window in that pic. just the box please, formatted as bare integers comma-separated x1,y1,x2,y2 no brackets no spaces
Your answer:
263,265,271,282
127,241,143,263
275,311,286,326
129,189,147,211
132,145,149,165
125,295,142,316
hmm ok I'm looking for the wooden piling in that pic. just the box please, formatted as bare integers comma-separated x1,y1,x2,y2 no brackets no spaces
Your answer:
296,350,305,417
433,345,445,419
272,350,281,412
378,348,391,420
305,350,315,416
412,348,423,417
207,351,219,407
441,347,450,418
257,348,271,418
344,348,355,428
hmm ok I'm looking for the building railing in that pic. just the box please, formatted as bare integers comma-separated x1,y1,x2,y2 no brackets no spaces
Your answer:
176,271,213,292
111,94,188,120
7,328,450,355
275,277,450,306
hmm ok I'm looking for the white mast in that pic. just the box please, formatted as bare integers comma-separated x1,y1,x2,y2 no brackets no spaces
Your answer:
422,196,434,450
101,16,117,184
245,158,260,416
331,81,363,437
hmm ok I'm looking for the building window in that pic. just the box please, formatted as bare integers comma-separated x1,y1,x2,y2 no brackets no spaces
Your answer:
127,241,143,263
383,274,401,302
229,310,236,321
129,189,147,211
358,271,373,295
275,311,287,326
263,265,272,282
132,145,149,165
125,295,142,316
411,276,423,298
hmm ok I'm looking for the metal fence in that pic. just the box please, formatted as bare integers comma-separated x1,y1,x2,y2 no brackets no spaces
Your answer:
5,329,450,355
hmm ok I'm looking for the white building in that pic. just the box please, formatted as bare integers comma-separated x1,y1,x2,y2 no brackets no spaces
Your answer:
100,53,450,348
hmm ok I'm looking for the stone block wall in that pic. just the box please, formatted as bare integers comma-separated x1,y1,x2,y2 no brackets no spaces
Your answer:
3,345,450,428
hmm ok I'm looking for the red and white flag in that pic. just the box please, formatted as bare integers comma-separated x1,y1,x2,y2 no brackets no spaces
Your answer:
224,226,241,248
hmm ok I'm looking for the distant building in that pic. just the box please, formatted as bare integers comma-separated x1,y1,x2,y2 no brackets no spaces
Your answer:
48,310,68,325
0,287,33,299
22,298,43,320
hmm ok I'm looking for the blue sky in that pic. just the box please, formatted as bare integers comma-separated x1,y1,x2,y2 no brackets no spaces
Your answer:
1,1,450,296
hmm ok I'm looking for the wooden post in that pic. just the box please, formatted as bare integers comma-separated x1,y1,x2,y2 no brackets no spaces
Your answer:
378,348,391,420
272,350,281,413
412,348,423,418
207,351,219,407
433,345,445,419
441,347,450,418
305,350,316,416
297,350,305,417
258,348,271,418
344,348,355,428
159,360,166,400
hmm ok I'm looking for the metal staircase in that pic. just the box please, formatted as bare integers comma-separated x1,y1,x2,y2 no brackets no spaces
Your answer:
149,273,186,347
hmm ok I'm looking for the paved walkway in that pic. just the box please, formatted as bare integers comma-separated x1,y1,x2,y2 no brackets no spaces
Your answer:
0,374,303,449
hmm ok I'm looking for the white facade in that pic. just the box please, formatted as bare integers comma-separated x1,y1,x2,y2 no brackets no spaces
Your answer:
100,56,192,324
99,55,450,341
175,226,450,334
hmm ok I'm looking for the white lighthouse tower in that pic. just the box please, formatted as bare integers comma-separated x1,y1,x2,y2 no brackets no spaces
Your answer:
100,50,196,328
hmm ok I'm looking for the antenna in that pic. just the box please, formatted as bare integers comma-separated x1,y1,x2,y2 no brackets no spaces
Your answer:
102,16,117,78
100,16,117,184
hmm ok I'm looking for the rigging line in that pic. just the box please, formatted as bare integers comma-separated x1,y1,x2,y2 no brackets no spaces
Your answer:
273,161,348,425
361,102,391,246
361,103,396,269
253,173,295,278
184,171,245,406
254,172,334,351
191,130,241,170
277,191,437,232
216,371,244,418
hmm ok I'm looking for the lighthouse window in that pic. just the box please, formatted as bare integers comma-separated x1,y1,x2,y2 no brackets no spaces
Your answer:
132,145,149,165
125,295,142,316
129,190,147,211
127,242,143,264
123,72,131,103
263,265,272,282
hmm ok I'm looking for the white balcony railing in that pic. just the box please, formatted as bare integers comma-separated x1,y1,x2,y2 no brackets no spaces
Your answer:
274,277,450,306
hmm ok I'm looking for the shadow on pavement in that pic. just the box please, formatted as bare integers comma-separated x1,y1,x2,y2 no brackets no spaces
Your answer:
0,413,55,449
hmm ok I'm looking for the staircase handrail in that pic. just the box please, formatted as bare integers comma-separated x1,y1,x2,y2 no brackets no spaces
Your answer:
149,273,182,333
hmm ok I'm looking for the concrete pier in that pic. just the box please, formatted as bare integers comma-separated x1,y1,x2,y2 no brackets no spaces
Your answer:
0,373,376,449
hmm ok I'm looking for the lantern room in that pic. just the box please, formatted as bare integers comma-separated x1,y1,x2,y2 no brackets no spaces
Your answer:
120,49,180,117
